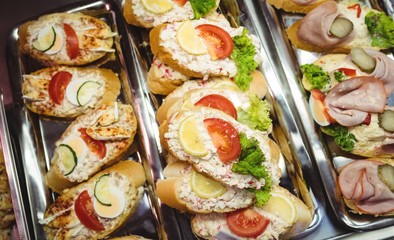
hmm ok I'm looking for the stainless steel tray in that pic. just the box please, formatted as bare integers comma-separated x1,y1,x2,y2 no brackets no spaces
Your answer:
255,0,394,233
5,0,166,239
124,0,326,239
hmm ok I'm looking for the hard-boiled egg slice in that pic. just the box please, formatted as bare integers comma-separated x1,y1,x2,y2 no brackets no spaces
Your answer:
93,188,125,218
66,79,88,106
45,27,64,55
309,93,330,126
61,136,89,161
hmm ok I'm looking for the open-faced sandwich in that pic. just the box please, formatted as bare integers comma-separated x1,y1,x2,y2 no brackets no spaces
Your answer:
149,14,262,91
191,185,313,239
123,0,220,28
301,47,394,158
41,160,146,239
267,0,332,14
22,66,121,118
45,103,138,193
287,1,394,53
159,107,281,206
156,161,256,213
338,158,394,216
18,12,116,66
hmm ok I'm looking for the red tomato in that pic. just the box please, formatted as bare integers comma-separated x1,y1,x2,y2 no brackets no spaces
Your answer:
348,4,361,18
310,89,326,102
195,24,233,60
75,190,105,231
48,71,72,105
204,118,240,163
195,94,237,119
362,114,371,125
173,0,187,6
338,68,356,77
63,23,79,59
226,208,269,238
79,128,107,159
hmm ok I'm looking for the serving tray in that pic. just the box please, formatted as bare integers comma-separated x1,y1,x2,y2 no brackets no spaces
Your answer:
255,0,394,232
5,0,167,239
124,0,325,239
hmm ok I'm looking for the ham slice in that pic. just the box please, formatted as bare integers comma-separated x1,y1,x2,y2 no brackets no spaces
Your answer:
297,1,355,50
365,49,394,95
325,77,386,126
338,160,394,215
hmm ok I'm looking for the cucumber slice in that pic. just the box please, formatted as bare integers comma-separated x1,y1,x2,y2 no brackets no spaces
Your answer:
77,81,101,106
94,174,112,206
379,110,394,132
58,144,77,176
378,164,394,192
329,17,354,38
350,48,376,73
32,26,56,52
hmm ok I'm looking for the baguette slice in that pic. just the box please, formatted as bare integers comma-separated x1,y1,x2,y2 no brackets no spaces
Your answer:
338,158,394,216
160,108,281,190
267,0,331,14
150,15,262,79
42,160,146,240
156,70,268,124
191,185,313,240
287,1,382,53
22,66,120,118
18,12,115,66
123,0,220,28
157,161,255,213
45,103,137,193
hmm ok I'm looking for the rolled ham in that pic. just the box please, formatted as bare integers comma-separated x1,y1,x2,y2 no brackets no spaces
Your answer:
291,0,317,5
325,77,386,126
338,159,394,215
365,49,394,96
297,1,355,50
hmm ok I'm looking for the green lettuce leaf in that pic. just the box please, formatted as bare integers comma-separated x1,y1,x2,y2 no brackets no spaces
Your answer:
189,0,217,19
238,94,272,131
300,64,330,90
231,29,258,90
321,125,357,152
365,11,394,48
232,133,272,206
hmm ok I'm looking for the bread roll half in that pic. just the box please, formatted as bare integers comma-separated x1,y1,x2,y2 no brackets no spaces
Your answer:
267,0,331,14
43,160,146,240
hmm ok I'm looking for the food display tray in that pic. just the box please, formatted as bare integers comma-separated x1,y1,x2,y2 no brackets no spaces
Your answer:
252,0,394,234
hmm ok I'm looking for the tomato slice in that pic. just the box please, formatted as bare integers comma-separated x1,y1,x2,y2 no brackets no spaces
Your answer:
204,118,240,163
195,24,233,60
195,94,237,119
48,71,72,105
174,0,187,6
79,128,107,159
63,23,79,60
226,208,269,238
75,190,105,231
338,68,356,77
311,90,336,124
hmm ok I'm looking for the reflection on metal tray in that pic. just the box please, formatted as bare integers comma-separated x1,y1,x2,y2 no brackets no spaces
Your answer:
257,0,394,233
5,0,165,239
125,0,324,239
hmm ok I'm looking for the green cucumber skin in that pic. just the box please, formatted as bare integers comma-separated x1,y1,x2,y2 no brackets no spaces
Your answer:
58,144,77,176
77,81,101,106
33,27,56,52
94,173,112,206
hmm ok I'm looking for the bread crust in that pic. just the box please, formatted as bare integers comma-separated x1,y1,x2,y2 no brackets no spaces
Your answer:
44,160,145,239
123,0,146,28
147,62,188,95
45,104,137,193
267,0,330,14
18,12,114,66
22,67,121,118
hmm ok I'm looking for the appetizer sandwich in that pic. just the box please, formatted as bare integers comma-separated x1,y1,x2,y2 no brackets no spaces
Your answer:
41,160,146,239
45,103,137,193
267,0,331,14
22,66,121,118
287,1,394,53
19,12,116,66
302,48,394,158
123,0,220,28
